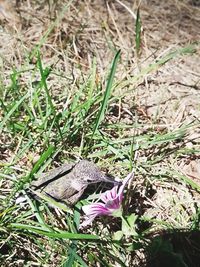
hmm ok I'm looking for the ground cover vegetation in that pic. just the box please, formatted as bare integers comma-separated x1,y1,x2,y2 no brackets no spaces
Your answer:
0,0,200,266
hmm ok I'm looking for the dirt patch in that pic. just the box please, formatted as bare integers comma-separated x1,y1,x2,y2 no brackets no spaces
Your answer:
0,0,199,266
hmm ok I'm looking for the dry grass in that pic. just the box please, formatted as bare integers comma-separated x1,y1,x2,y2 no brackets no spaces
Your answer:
0,0,200,266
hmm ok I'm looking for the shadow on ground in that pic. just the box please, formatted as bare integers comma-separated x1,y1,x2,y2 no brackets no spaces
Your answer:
143,230,200,267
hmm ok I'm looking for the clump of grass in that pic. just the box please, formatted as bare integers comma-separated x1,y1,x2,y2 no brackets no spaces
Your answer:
0,1,200,266
1,43,199,266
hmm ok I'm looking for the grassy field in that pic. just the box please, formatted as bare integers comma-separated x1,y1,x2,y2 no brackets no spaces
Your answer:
0,0,200,266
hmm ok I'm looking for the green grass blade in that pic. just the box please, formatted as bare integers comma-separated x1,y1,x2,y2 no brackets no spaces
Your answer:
29,189,73,214
63,203,82,266
37,52,55,113
9,223,99,240
171,170,200,193
64,248,88,267
12,145,55,194
30,145,55,176
92,50,121,135
114,44,197,92
0,93,28,133
135,8,142,56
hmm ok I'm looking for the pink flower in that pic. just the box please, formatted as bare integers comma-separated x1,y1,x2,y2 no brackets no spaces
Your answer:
80,170,134,227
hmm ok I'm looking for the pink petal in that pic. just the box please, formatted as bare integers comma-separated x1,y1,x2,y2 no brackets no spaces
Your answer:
105,198,120,210
80,215,97,228
118,169,134,202
82,203,111,216
101,186,118,203
81,169,134,227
